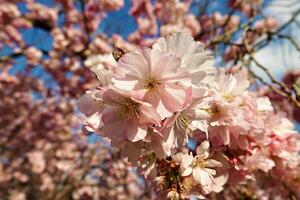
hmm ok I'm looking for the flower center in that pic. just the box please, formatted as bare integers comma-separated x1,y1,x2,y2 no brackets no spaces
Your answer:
195,157,207,168
205,103,222,118
223,92,234,101
143,77,161,90
175,114,191,131
211,104,221,116
117,99,140,120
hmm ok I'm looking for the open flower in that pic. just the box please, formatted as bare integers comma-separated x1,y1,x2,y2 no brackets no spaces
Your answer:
214,68,249,102
84,54,117,86
244,148,275,173
174,141,224,194
153,32,216,86
159,87,210,157
77,89,105,133
113,47,191,118
101,87,161,142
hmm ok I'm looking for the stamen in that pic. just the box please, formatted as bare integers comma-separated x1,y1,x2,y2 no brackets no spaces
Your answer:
175,114,192,132
143,77,161,90
195,157,206,168
116,99,140,119
223,93,234,101
204,103,222,118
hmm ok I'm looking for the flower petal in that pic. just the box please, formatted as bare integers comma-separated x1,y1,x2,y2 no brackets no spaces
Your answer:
182,167,193,177
138,102,162,125
192,167,214,187
158,83,188,114
204,159,223,168
77,94,98,116
151,54,181,79
84,112,103,132
126,120,147,142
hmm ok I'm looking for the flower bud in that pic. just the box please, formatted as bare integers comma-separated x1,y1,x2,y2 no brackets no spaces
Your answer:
112,46,125,61
167,190,180,200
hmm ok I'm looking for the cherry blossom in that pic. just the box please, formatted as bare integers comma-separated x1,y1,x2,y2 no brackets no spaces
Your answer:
1,0,300,199
113,47,191,118
79,32,300,199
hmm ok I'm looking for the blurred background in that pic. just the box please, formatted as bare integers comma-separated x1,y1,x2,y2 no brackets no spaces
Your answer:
0,0,299,199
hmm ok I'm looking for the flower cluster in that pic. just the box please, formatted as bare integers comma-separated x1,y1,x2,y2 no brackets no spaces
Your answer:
79,32,215,157
79,33,300,199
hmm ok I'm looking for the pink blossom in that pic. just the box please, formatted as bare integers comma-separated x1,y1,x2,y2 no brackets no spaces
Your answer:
183,14,201,35
0,3,21,21
26,3,58,27
213,68,249,101
174,141,225,194
153,32,216,86
244,148,275,173
159,87,211,157
9,190,26,200
77,89,105,133
101,87,161,142
101,0,124,11
27,151,46,174
113,47,190,118
24,47,42,65
40,174,55,191
84,54,116,86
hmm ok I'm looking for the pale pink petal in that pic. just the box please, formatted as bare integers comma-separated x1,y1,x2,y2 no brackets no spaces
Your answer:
117,50,150,79
233,68,250,94
112,79,139,90
151,54,181,79
144,90,173,118
212,173,228,192
103,119,128,141
159,114,179,156
153,32,215,85
193,167,214,186
77,94,98,116
122,142,142,165
103,88,125,105
148,133,166,159
182,86,193,109
191,85,207,99
204,159,222,168
220,128,230,145
102,107,128,140
160,70,190,83
256,97,273,112
204,168,217,176
84,112,103,132
161,125,176,156
196,140,210,157
101,106,116,122
158,83,188,114
226,75,237,93
138,102,162,125
180,153,194,169
182,167,193,177
126,120,147,142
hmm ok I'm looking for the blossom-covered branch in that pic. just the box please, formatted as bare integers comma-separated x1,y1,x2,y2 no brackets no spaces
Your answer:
1,0,300,199
79,33,300,199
